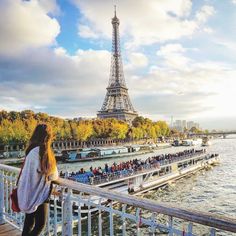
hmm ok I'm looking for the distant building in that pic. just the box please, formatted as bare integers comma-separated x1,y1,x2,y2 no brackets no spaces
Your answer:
173,120,200,132
187,121,195,130
173,120,184,132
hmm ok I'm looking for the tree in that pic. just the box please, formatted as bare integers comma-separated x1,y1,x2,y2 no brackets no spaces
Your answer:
76,122,93,141
156,121,170,136
189,126,201,134
0,120,15,144
11,119,28,142
109,121,129,139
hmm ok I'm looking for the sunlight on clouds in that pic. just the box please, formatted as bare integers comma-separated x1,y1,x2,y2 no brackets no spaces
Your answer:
156,44,191,69
0,0,235,128
72,0,215,48
125,52,149,71
0,0,60,55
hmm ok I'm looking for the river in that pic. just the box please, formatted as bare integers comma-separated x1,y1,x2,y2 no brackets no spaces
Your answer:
58,136,236,235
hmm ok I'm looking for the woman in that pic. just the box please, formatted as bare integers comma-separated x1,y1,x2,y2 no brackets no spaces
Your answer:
17,124,58,236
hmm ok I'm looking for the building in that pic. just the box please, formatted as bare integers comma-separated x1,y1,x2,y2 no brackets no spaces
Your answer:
173,120,200,132
97,7,138,123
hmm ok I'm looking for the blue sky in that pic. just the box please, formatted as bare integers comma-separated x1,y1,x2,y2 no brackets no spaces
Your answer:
0,0,236,129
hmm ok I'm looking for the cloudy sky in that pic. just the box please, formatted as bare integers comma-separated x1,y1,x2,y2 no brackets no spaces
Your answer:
0,0,236,130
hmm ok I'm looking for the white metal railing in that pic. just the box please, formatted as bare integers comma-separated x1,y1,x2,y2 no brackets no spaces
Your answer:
0,164,236,236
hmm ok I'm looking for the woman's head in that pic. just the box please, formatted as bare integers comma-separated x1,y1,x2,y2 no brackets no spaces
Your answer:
28,124,53,147
26,123,56,179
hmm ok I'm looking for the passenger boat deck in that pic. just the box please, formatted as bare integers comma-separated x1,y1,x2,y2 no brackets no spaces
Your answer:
63,150,220,195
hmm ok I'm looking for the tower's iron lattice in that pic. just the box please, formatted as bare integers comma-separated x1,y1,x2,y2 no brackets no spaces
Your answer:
97,7,138,123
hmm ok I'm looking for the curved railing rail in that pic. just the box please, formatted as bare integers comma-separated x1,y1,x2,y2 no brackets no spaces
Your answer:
55,178,236,233
1,163,236,236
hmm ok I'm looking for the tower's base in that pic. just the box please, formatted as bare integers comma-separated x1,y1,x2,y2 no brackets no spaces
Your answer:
97,110,138,123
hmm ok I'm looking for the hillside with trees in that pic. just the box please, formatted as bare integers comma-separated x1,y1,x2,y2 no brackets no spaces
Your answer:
0,110,170,144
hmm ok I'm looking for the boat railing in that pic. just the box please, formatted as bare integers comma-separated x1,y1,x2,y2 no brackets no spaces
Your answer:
89,152,209,185
0,163,235,236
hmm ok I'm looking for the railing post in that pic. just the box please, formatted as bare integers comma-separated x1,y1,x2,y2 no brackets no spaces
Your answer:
210,228,216,236
0,171,5,224
62,188,73,236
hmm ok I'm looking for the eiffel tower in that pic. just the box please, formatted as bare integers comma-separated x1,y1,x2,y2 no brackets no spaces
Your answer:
97,7,138,123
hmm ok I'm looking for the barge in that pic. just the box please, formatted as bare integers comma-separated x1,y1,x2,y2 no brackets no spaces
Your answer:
52,150,220,217
67,150,219,195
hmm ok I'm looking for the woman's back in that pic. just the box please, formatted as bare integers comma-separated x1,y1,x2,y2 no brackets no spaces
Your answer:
18,146,58,213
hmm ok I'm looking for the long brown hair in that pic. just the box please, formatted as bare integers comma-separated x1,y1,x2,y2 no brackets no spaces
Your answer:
25,123,57,179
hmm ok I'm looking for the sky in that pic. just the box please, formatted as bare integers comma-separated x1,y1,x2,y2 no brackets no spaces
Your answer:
0,0,236,130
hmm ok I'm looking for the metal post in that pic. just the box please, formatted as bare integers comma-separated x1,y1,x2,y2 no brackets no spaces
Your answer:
136,208,141,236
187,222,193,236
62,188,73,236
122,204,127,236
168,216,173,236
77,194,82,236
53,196,58,236
88,197,92,236
109,201,113,236
0,171,5,224
210,228,216,236
98,198,102,236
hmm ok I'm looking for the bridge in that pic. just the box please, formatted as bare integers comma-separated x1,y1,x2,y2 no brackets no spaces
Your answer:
0,164,236,235
189,131,236,138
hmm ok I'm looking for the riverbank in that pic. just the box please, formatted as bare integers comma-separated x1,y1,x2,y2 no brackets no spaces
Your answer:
0,143,172,166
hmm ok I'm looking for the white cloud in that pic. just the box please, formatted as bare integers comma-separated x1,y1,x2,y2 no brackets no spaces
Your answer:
0,48,111,117
0,0,60,55
126,52,149,71
0,0,235,130
215,39,236,51
72,0,215,48
125,43,236,122
78,24,99,39
38,0,60,15
156,44,190,69
232,0,236,4
195,5,215,23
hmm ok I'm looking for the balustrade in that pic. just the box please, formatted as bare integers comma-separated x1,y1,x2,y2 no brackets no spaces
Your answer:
0,164,235,235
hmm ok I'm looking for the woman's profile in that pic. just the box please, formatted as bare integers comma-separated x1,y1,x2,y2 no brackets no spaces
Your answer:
17,123,58,236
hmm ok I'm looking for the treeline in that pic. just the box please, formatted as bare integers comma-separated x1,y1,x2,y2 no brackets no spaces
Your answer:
0,110,170,144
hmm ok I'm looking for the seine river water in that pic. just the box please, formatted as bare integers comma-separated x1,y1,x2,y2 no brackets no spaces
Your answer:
58,136,236,235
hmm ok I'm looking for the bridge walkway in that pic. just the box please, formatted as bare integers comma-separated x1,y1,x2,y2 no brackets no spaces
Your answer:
0,222,21,236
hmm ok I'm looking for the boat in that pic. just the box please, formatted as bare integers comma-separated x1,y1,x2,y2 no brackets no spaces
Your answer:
182,139,202,146
202,137,211,146
67,150,219,195
62,146,153,163
52,150,220,217
172,139,181,146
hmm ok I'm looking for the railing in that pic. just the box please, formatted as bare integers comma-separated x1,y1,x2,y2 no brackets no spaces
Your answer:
69,152,209,185
1,164,236,236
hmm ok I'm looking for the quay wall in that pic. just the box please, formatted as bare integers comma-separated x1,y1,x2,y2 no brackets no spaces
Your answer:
0,138,157,153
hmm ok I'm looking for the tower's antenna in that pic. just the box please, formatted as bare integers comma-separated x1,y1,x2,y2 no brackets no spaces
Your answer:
114,5,116,17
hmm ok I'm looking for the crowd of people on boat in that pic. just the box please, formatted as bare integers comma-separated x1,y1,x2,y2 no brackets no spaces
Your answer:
59,149,208,183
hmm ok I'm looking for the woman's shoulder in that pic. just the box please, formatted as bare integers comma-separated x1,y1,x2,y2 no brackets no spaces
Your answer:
26,146,40,158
